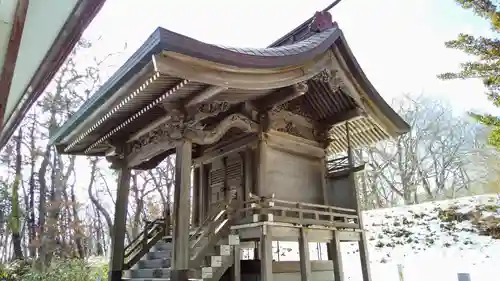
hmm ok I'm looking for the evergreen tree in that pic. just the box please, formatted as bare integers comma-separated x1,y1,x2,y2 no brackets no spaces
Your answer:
438,0,500,147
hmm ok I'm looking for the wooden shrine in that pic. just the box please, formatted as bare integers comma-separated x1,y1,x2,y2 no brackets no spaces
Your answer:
50,10,409,281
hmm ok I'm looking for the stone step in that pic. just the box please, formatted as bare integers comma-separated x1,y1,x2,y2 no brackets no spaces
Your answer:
210,256,222,267
123,279,202,281
147,250,172,260
122,277,203,281
217,245,231,256
123,279,171,281
155,241,173,251
138,258,171,269
201,267,213,279
125,268,171,279
153,244,173,252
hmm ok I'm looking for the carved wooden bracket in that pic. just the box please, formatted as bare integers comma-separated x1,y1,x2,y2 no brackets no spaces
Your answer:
193,101,230,120
186,113,259,145
269,109,316,140
312,69,344,91
126,113,259,167
312,69,332,83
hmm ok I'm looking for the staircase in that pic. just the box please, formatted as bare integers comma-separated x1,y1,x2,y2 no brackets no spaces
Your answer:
123,200,241,281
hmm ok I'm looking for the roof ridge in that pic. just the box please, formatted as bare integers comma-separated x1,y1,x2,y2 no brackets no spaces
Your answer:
268,0,343,47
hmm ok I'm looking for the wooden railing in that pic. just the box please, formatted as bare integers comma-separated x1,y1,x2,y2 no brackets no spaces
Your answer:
326,156,350,173
235,195,360,229
123,218,166,270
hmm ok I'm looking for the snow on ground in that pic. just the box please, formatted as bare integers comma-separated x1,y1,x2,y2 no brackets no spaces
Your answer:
275,194,500,281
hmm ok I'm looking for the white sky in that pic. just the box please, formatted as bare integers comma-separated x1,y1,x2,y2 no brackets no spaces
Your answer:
82,0,499,115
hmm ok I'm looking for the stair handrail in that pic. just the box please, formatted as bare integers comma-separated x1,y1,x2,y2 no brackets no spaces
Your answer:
123,218,166,269
189,200,241,265
124,218,163,255
189,199,229,242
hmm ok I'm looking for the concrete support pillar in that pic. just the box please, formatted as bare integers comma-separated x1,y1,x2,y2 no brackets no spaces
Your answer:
171,140,192,281
108,164,131,281
260,225,273,281
299,228,312,281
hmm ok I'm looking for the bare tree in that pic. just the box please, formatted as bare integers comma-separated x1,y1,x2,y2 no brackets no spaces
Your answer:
355,94,487,208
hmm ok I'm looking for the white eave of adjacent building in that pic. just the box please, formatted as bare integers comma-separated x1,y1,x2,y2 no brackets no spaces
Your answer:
0,0,106,148
0,0,17,78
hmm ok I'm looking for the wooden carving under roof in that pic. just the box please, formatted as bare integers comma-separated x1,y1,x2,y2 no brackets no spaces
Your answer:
49,10,410,169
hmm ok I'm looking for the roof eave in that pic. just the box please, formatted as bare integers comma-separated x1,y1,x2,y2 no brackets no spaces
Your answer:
49,27,165,146
334,34,410,136
51,27,343,147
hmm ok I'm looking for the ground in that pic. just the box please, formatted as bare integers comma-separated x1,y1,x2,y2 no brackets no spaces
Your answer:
277,194,500,281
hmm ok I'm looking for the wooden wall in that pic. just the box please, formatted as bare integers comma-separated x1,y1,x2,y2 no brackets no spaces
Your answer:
259,130,326,205
325,174,358,210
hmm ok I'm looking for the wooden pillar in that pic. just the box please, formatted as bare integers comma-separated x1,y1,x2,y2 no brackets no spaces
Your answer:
192,166,200,226
233,245,241,281
327,231,344,281
253,246,259,260
198,164,206,224
320,159,329,205
256,135,267,196
223,157,229,202
357,229,372,281
171,140,192,281
299,228,312,281
108,163,131,281
260,225,273,281
346,122,372,281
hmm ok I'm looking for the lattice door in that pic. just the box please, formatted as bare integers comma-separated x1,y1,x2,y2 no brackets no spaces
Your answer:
209,159,225,206
225,153,243,202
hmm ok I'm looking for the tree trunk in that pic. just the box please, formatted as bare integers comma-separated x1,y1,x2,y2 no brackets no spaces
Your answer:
87,158,114,235
95,209,104,256
11,130,24,260
37,147,50,268
131,173,141,238
71,182,85,258
28,116,37,258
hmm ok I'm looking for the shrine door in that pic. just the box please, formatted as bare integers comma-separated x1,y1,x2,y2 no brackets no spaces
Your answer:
208,153,244,211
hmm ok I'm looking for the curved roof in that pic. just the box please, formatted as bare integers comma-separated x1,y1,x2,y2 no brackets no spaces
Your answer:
50,26,342,144
50,11,409,164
